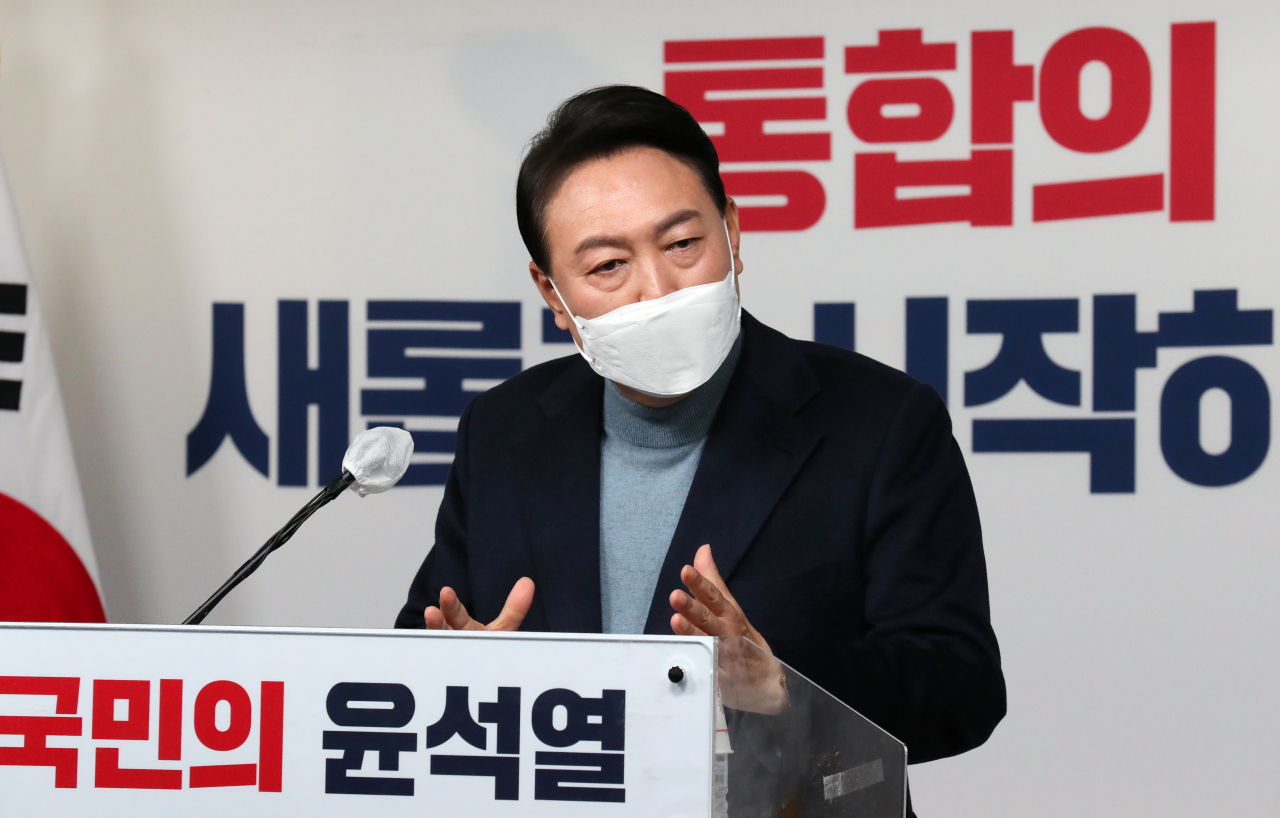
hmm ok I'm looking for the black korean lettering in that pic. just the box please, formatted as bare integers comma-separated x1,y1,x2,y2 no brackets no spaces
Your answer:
323,682,417,797
326,682,415,728
323,731,417,796
532,688,625,751
534,752,625,803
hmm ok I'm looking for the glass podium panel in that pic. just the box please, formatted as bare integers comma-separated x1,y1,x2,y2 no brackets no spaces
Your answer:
715,636,907,818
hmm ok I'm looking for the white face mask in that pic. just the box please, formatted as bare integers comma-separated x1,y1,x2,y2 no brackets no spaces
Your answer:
550,221,742,399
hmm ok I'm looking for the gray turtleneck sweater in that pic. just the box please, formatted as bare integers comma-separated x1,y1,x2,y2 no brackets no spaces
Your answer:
599,335,743,634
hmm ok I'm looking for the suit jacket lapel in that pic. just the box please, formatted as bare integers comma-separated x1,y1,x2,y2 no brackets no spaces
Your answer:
642,313,823,635
513,358,604,633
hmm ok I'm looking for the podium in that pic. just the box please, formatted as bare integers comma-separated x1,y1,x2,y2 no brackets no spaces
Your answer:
0,623,905,816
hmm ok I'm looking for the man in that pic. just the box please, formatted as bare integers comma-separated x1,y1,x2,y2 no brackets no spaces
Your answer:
396,86,1004,770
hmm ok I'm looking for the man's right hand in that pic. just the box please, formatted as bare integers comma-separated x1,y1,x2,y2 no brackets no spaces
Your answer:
424,578,535,631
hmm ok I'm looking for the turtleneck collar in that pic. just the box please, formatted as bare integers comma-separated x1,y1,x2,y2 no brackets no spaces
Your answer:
602,331,743,449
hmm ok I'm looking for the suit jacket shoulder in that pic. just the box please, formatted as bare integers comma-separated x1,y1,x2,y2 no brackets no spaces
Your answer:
463,351,591,435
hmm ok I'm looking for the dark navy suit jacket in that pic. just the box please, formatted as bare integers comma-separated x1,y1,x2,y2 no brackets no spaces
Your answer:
396,310,1005,763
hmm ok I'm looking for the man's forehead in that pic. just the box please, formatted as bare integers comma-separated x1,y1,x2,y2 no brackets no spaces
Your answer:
546,147,715,233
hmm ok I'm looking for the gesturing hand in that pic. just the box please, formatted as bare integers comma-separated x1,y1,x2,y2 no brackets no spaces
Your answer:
425,578,535,631
669,544,787,715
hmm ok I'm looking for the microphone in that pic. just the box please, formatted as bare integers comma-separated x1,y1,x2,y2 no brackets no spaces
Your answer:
182,426,414,625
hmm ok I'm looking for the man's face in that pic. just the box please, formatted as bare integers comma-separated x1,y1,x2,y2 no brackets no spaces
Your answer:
531,146,741,342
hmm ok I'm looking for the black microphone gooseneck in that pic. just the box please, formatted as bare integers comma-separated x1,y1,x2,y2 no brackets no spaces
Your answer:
183,470,356,625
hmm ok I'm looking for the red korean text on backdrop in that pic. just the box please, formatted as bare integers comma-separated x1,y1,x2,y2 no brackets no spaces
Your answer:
847,23,1215,227
662,24,1213,231
665,37,830,232
1032,27,1157,220
1025,23,1215,221
844,29,1016,228
852,24,1214,227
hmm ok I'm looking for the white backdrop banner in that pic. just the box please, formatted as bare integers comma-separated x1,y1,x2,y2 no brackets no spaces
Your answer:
1,2,1276,816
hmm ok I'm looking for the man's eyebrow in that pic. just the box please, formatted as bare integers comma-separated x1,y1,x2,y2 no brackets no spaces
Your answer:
572,209,703,256
654,209,701,236
574,233,631,256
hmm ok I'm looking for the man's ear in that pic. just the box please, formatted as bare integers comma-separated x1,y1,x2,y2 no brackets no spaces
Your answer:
725,198,744,277
530,261,571,332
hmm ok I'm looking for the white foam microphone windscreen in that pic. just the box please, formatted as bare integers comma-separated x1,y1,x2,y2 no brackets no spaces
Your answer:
342,427,415,496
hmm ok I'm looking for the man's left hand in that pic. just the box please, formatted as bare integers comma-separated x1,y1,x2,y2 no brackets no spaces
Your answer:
670,544,788,714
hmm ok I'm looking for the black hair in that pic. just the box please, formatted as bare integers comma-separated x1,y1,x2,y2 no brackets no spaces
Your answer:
516,85,726,276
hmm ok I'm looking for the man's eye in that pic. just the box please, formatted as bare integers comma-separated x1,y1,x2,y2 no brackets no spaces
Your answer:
670,238,697,250
593,259,624,274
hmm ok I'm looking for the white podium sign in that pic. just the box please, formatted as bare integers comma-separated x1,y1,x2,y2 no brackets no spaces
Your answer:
0,623,716,817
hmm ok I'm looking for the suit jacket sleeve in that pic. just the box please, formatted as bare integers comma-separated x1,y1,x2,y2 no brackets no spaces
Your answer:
394,401,476,629
815,382,1005,763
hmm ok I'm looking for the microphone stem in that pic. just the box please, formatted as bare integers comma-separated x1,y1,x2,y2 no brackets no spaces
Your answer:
182,470,356,626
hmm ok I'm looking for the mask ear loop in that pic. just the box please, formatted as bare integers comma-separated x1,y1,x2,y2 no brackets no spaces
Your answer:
724,219,735,273
723,218,740,291
546,274,592,361
723,218,744,334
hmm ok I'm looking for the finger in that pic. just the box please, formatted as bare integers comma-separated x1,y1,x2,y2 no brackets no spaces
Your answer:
689,547,771,653
693,544,722,582
680,563,735,620
488,577,535,631
670,588,725,636
438,586,479,631
670,612,708,637
693,544,742,608
424,606,449,630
